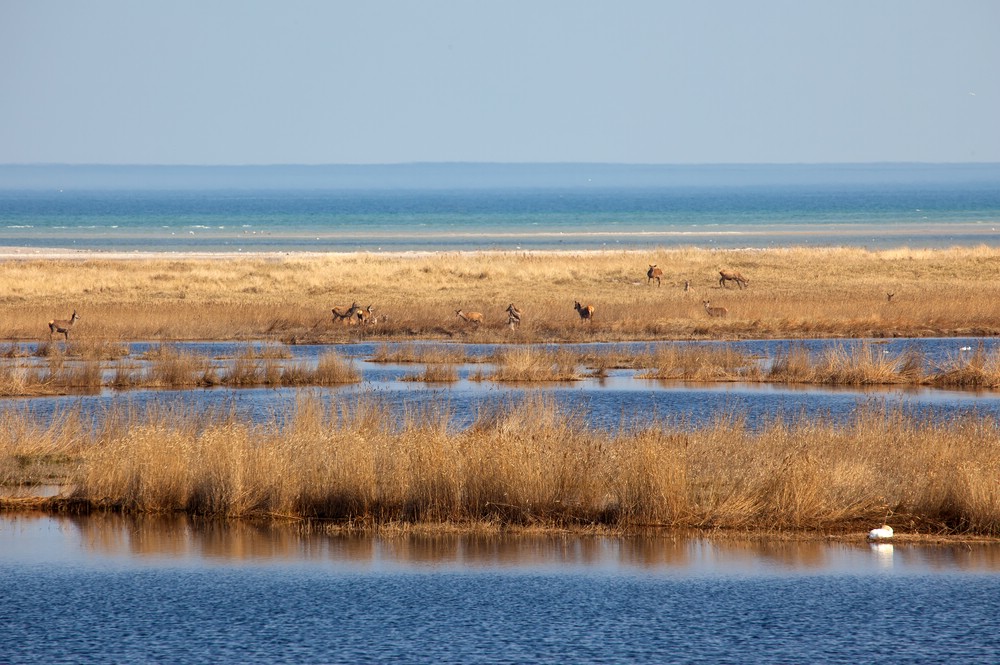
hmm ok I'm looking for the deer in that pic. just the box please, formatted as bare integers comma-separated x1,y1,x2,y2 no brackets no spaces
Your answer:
886,292,895,302
506,303,522,329
574,301,595,322
702,300,728,318
48,310,80,341
647,264,664,286
356,304,376,326
719,270,749,289
456,309,483,326
332,302,360,325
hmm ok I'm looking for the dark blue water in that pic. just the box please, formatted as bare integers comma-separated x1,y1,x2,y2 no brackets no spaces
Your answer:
1,515,998,664
2,163,1000,252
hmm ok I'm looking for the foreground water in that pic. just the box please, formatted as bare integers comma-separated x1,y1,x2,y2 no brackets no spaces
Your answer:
3,163,1000,252
2,514,998,664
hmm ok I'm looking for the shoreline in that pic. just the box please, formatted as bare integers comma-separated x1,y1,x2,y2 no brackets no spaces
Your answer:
0,241,996,262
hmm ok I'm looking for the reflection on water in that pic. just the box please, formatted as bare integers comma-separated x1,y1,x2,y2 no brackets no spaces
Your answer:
3,514,1000,665
4,513,1000,575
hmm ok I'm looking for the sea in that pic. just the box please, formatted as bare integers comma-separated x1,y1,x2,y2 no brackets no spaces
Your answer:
2,162,1000,253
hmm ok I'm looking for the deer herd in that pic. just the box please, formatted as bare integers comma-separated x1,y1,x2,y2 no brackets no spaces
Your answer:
43,268,751,343
326,267,751,333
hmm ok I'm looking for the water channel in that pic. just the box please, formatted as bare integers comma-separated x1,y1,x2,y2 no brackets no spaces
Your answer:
6,337,1000,430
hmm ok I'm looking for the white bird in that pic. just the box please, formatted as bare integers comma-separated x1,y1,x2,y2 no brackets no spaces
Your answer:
868,525,894,540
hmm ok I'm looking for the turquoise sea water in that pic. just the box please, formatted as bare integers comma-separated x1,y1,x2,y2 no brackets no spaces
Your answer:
2,163,1000,252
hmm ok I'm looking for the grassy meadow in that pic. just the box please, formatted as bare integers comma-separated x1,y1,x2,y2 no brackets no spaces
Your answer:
2,245,1000,343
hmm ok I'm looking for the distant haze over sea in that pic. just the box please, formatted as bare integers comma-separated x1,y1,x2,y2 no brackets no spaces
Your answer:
2,162,1000,191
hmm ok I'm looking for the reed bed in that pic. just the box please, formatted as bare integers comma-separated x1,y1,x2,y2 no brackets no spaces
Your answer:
2,396,996,536
488,347,583,382
401,364,460,383
636,345,760,381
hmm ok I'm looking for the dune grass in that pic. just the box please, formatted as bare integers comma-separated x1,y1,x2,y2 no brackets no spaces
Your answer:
1,396,997,536
3,246,1000,343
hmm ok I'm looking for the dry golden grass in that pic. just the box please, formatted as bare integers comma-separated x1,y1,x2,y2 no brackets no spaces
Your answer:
2,246,1000,343
2,396,997,536
488,347,583,382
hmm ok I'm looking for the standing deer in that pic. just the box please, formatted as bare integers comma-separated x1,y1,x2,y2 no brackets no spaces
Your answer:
356,305,376,326
574,301,595,322
702,300,728,318
886,293,895,302
647,264,664,286
332,302,360,325
506,303,522,329
48,310,80,341
719,270,749,289
456,309,483,326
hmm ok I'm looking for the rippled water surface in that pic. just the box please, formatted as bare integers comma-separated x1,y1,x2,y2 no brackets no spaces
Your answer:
2,514,999,664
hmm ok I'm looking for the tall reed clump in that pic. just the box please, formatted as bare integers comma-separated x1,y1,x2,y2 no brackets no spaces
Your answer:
0,407,86,488
636,344,759,381
50,397,1000,535
931,343,1000,388
488,347,583,382
401,364,459,383
142,345,218,387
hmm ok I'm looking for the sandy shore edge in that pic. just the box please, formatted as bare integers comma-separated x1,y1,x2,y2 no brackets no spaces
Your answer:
0,246,764,261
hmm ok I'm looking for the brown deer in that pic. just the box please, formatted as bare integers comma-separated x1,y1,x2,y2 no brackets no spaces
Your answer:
332,302,360,325
48,310,80,341
886,292,895,302
574,301,595,322
456,309,483,326
702,300,728,318
719,270,749,289
356,304,376,326
647,264,664,286
506,303,522,329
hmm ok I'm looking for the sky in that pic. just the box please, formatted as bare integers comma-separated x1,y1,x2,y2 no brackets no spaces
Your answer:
1,1,998,165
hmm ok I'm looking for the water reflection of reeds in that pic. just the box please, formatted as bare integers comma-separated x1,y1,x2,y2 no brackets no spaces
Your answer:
44,513,1000,572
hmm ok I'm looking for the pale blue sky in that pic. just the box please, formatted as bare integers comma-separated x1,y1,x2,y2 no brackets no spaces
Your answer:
1,1,997,165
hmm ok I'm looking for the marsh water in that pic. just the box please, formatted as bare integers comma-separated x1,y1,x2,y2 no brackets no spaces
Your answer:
3,513,1000,664
9,337,1000,431
4,338,1000,661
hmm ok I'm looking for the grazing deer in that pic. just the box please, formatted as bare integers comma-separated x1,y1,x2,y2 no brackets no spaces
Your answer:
48,310,80,341
456,309,483,326
647,264,664,286
719,270,749,289
356,304,376,326
702,300,728,318
506,303,522,329
574,301,595,322
332,302,360,325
